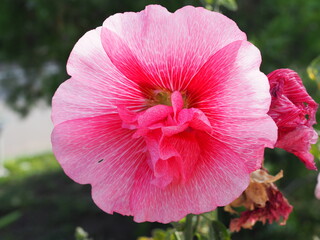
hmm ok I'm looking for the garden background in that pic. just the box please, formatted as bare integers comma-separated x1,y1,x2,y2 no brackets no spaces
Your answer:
0,0,320,239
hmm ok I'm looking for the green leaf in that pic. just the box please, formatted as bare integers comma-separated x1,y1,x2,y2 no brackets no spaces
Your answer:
194,233,209,240
202,210,217,221
152,229,167,240
170,231,183,240
205,0,214,4
307,55,320,89
209,220,231,240
75,227,93,240
170,221,185,231
219,0,238,11
0,210,22,229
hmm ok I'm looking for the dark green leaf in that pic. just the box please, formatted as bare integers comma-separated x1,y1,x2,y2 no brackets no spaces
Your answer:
0,211,22,229
202,211,217,221
194,233,209,240
209,220,231,240
219,0,238,11
152,229,167,240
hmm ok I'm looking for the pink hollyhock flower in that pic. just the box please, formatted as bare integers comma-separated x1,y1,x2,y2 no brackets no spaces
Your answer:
51,5,277,223
267,69,318,170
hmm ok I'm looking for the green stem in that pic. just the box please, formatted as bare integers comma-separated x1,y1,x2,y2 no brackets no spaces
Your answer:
213,0,220,12
193,215,200,233
211,209,218,220
174,231,182,240
184,214,194,240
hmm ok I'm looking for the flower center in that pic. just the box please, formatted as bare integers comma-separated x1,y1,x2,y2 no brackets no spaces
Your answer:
146,89,189,108
118,91,212,188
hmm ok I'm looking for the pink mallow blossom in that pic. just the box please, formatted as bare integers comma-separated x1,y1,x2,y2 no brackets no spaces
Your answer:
268,69,318,170
51,5,277,223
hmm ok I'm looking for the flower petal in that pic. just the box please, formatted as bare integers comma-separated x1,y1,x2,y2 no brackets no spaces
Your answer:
52,78,114,125
53,27,144,125
276,126,318,169
101,5,246,90
53,118,249,223
52,114,148,216
129,135,249,223
187,40,277,171
268,69,318,126
52,114,145,185
67,27,137,94
268,69,318,170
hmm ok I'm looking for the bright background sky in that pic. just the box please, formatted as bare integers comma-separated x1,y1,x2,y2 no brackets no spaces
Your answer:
0,101,52,162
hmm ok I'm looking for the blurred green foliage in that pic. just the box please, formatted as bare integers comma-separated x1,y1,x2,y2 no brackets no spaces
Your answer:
308,55,320,89
0,153,165,240
2,0,319,115
0,0,200,116
201,0,238,11
75,227,93,240
1,153,319,239
2,152,59,179
231,0,320,74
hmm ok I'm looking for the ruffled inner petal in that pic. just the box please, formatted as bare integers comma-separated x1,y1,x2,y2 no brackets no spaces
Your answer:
118,91,212,188
130,136,249,223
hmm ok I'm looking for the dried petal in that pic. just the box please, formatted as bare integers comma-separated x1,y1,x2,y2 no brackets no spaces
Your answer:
245,182,269,208
250,169,283,183
230,185,293,232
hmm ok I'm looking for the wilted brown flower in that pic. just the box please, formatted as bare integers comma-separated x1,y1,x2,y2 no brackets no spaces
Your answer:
225,169,293,232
